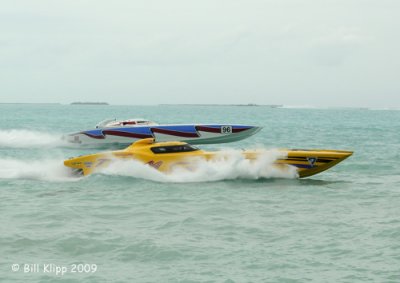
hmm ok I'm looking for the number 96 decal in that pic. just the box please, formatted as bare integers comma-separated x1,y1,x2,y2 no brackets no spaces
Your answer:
220,126,232,134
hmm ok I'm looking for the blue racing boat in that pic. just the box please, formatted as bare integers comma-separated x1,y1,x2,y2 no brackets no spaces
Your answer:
65,118,261,145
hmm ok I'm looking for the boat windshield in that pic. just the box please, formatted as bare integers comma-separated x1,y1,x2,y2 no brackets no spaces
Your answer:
95,118,116,128
151,145,199,154
95,118,158,128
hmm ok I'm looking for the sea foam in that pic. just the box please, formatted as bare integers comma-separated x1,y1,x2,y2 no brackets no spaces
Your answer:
0,158,78,182
0,129,66,148
100,149,298,183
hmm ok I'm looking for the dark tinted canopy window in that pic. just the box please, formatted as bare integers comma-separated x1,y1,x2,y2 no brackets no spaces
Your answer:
151,144,199,154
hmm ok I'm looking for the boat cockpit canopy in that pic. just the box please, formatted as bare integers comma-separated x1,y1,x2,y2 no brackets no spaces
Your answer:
96,118,157,128
150,144,199,154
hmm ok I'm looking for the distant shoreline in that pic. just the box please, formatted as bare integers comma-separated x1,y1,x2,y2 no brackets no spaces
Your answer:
0,103,397,110
159,104,283,108
0,103,61,105
71,102,109,105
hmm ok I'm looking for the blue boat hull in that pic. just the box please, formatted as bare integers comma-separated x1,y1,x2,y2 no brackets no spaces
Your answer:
65,124,261,145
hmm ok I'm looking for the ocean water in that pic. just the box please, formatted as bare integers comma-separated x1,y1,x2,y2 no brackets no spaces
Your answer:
0,104,399,282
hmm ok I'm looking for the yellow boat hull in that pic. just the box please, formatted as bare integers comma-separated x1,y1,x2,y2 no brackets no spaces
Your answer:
64,139,352,178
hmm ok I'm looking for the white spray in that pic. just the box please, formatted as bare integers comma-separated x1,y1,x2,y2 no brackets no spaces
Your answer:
100,149,298,183
0,158,78,182
0,148,298,183
0,129,66,148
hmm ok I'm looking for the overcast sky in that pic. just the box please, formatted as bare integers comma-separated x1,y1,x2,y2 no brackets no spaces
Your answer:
1,0,399,107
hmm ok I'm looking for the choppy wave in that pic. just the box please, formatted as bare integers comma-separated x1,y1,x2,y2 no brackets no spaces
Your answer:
0,158,77,182
0,129,66,148
100,149,298,182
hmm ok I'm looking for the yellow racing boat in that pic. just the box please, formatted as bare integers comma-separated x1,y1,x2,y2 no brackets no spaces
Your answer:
64,138,352,178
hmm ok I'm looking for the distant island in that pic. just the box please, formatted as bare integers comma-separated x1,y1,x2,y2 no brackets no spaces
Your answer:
70,102,109,105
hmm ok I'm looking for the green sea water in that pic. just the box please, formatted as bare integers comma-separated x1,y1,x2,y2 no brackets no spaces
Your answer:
0,104,399,282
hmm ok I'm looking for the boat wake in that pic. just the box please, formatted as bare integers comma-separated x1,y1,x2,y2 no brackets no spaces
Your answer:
0,149,298,183
99,149,298,183
0,129,66,148
0,158,78,182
